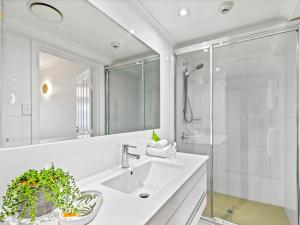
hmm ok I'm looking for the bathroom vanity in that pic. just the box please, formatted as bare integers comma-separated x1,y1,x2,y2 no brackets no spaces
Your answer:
78,153,208,225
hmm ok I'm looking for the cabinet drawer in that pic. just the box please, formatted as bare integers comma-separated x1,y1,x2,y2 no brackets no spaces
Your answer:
167,172,207,225
189,195,207,225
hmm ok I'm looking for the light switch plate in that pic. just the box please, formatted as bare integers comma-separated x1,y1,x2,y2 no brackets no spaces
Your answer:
22,103,31,116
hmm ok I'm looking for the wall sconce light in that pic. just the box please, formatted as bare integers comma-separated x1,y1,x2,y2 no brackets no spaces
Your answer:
42,83,48,94
41,81,52,97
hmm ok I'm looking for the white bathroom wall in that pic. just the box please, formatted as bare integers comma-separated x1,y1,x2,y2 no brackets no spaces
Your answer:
0,0,173,205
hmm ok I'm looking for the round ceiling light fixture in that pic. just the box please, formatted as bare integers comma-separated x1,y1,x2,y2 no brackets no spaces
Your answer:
29,1,63,22
219,1,234,14
179,8,189,17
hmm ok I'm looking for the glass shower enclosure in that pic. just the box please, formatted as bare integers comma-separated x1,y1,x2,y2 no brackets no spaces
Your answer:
175,29,299,225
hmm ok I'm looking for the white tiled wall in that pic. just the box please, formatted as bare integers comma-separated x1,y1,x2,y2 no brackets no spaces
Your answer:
0,0,174,206
1,32,32,147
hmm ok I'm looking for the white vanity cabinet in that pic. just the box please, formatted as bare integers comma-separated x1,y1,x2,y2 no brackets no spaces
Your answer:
147,162,207,225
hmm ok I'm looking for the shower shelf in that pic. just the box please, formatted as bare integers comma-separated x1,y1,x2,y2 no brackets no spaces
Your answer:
182,134,227,145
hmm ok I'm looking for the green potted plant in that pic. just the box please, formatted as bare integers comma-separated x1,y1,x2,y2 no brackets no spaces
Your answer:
0,165,81,223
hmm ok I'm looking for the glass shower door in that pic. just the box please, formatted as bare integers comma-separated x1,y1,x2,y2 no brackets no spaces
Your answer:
212,31,298,225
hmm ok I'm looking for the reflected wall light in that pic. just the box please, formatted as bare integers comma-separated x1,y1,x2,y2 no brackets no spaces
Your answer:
41,81,52,97
10,93,16,105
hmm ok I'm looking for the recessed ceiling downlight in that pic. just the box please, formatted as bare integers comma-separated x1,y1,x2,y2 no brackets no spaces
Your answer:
29,2,63,22
219,1,234,14
179,8,189,17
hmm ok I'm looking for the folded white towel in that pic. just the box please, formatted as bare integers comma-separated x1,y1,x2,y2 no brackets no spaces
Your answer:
146,145,172,158
170,142,177,158
148,139,169,149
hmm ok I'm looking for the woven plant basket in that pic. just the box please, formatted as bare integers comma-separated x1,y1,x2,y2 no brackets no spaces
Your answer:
19,188,55,218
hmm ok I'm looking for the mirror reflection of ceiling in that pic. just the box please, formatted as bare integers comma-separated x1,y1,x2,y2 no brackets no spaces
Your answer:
3,0,154,64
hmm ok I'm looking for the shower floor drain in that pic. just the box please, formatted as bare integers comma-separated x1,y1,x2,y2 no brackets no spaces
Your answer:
227,208,234,214
139,193,150,199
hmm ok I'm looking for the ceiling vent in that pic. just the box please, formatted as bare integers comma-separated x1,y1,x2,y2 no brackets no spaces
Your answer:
29,1,63,22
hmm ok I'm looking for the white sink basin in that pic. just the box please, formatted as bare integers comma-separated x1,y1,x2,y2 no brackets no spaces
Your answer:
102,160,185,198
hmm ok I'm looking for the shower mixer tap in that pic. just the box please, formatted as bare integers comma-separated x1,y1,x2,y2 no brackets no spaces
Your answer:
181,132,189,140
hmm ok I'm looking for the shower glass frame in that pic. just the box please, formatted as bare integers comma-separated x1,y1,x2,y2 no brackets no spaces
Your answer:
174,23,300,224
105,57,160,135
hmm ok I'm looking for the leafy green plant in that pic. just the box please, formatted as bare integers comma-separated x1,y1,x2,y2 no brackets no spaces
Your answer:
0,165,81,223
152,130,161,142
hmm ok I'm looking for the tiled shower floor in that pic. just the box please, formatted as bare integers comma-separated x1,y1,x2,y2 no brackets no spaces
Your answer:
202,192,291,225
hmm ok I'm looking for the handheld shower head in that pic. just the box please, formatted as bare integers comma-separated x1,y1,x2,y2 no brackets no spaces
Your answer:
195,63,204,70
185,63,204,76
190,63,204,74
183,62,204,123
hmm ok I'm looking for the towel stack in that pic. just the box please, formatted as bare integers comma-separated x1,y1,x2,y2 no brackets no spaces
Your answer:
146,140,177,158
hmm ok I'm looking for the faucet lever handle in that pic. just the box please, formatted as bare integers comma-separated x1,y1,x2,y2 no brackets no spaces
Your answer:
122,144,137,152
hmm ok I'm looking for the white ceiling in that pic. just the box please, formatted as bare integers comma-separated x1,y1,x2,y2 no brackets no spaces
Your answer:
3,0,155,64
128,0,300,46
4,0,300,57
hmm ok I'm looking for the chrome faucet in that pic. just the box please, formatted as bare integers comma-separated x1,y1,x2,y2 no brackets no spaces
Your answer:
121,144,140,168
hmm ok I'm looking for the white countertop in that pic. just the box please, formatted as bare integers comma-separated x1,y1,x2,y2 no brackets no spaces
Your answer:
77,152,209,225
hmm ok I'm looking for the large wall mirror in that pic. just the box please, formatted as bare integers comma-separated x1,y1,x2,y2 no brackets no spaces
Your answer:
0,0,160,148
